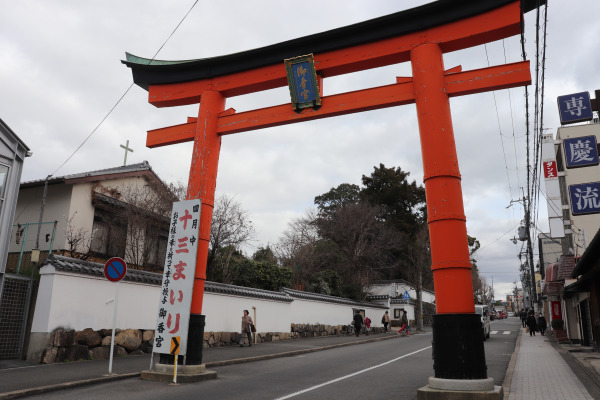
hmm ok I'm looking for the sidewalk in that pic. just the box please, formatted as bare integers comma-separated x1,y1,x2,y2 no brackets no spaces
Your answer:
0,331,401,399
503,326,600,399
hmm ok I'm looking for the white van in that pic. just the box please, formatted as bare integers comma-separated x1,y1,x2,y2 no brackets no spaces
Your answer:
475,304,491,341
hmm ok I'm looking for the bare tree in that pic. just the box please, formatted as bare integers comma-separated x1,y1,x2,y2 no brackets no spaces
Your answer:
91,180,185,271
275,209,323,290
64,213,92,259
208,194,255,282
404,223,432,331
316,202,403,298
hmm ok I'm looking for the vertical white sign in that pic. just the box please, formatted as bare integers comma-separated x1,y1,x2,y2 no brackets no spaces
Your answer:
541,134,565,238
153,199,201,355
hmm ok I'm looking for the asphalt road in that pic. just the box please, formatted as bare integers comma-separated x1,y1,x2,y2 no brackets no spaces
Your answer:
25,318,520,400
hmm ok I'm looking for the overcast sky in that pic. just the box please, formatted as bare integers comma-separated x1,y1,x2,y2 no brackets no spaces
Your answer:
1,1,597,299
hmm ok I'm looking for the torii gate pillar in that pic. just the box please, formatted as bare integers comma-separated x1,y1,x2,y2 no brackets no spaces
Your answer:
412,43,490,388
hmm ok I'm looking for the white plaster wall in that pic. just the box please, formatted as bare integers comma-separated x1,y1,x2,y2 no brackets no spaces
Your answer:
202,293,291,333
390,303,415,321
31,266,159,332
68,183,95,241
369,282,435,304
289,298,385,327
31,267,389,337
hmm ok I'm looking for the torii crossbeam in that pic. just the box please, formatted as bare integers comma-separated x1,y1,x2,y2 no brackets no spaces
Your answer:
124,0,535,389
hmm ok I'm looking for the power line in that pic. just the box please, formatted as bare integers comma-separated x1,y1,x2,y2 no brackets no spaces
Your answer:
50,0,199,178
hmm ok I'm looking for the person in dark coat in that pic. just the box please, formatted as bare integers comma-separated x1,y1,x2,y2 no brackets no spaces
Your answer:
526,310,538,336
519,308,527,327
537,312,547,336
353,311,364,337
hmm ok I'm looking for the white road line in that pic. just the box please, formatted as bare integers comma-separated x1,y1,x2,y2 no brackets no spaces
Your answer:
273,346,432,400
491,331,499,335
503,331,510,335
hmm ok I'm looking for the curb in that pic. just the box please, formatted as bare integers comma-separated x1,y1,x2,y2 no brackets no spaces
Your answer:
0,333,403,399
502,325,522,399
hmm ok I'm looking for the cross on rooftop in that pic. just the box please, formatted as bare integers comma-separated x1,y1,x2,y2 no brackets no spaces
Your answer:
120,140,134,166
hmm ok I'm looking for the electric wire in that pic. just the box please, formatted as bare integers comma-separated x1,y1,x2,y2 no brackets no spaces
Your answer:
484,43,514,202
49,0,199,178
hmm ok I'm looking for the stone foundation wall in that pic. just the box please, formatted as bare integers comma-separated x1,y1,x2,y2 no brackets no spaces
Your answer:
203,323,384,348
38,323,386,363
37,328,154,364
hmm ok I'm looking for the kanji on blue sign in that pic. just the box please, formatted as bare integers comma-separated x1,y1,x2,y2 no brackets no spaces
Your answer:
569,182,600,215
557,91,593,125
564,135,599,168
292,62,317,103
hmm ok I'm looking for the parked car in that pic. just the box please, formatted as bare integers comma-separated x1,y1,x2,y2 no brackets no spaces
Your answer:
475,304,491,341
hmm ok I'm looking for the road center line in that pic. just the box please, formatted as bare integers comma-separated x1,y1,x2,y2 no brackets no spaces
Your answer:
273,345,432,400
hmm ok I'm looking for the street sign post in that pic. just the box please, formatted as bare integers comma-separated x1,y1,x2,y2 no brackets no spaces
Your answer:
171,336,180,383
104,257,127,374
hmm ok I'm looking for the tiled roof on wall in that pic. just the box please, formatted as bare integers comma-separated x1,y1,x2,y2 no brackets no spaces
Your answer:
282,288,387,309
43,254,163,285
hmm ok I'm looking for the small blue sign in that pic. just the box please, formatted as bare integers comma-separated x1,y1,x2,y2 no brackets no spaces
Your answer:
557,91,593,125
569,182,600,215
402,290,411,300
104,257,127,282
564,135,599,168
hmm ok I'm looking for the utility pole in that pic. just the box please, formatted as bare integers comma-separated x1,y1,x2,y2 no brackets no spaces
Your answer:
523,192,538,310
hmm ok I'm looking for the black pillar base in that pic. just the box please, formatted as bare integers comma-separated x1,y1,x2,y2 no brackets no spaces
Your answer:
186,314,206,365
432,313,487,379
158,314,205,366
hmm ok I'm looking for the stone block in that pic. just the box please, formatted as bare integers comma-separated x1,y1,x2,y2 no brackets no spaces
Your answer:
142,330,154,342
115,329,142,351
90,346,110,360
42,347,58,364
102,336,113,346
140,341,153,353
203,331,211,341
56,347,68,363
221,332,231,344
114,345,128,357
76,328,102,347
66,345,90,362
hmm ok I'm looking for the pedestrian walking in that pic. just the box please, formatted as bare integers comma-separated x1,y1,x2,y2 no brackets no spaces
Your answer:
526,310,538,336
382,311,390,333
353,311,363,337
519,308,527,328
364,316,371,335
397,311,409,336
239,309,254,347
537,312,547,336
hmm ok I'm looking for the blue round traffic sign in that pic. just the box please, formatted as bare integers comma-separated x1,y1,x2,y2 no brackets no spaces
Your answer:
104,257,127,282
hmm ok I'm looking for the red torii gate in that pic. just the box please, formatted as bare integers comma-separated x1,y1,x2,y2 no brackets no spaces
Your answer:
124,0,533,383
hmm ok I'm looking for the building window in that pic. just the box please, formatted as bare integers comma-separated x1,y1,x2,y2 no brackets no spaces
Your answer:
90,210,126,258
